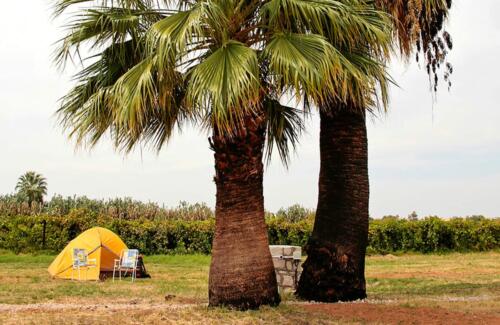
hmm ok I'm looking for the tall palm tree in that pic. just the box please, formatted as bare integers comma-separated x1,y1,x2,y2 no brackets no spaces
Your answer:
297,0,453,302
53,0,388,309
15,171,48,207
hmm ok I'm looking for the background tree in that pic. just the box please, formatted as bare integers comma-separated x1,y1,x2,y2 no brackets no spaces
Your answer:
15,171,47,207
53,0,386,309
408,211,419,221
297,0,453,302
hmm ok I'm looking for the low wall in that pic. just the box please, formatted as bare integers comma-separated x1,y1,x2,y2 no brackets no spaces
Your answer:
269,245,302,291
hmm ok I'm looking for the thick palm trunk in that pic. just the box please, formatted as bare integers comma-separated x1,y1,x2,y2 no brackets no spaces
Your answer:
296,105,369,302
208,114,280,310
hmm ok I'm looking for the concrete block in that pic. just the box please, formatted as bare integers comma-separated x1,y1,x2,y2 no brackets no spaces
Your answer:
272,259,286,269
276,270,289,276
269,245,284,256
283,247,293,256
281,275,294,287
293,249,302,260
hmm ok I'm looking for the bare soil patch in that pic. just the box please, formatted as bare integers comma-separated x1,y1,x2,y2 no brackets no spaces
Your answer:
303,302,500,324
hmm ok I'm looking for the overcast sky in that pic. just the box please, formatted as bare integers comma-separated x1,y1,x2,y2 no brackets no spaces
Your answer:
1,1,499,217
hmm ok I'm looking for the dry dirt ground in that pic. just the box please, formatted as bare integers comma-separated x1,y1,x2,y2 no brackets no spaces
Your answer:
303,301,500,325
1,299,499,325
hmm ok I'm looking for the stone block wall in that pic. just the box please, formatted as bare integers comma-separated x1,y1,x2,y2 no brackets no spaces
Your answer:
269,245,302,291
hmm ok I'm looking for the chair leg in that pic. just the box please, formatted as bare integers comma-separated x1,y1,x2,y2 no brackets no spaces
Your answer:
113,267,116,283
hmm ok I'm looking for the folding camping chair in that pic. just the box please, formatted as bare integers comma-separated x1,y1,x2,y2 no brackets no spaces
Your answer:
71,248,97,281
113,249,139,282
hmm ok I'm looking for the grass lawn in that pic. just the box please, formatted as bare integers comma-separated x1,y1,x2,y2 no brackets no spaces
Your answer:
0,250,499,324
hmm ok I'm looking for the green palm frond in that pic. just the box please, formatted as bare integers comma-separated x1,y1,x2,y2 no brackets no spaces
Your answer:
54,7,156,67
187,40,260,134
263,33,329,101
262,0,347,32
115,82,188,152
69,87,115,147
338,50,392,112
148,4,207,71
57,39,141,144
53,0,163,16
264,99,304,167
261,0,391,54
260,0,391,109
111,57,157,130
327,1,392,54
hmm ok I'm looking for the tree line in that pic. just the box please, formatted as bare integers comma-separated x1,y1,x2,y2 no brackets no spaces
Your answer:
2,194,494,223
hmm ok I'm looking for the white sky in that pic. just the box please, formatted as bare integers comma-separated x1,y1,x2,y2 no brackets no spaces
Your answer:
1,1,499,217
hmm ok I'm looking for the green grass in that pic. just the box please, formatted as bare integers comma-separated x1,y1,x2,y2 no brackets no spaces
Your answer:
0,253,211,304
0,251,499,324
1,252,499,304
365,252,500,300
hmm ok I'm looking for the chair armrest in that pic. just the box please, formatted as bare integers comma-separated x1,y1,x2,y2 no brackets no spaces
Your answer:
87,258,97,266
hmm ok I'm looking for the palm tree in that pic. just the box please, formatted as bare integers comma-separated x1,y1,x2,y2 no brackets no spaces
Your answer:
297,0,453,302
53,0,387,309
15,171,47,207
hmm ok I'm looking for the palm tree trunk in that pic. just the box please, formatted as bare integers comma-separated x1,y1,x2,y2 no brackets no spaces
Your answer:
296,105,369,302
208,114,280,310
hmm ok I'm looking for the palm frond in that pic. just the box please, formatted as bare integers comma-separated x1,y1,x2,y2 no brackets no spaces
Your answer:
115,81,188,152
264,99,304,167
54,7,152,67
147,0,231,72
261,0,391,55
187,40,260,134
57,39,140,139
111,57,157,130
53,0,163,16
261,0,347,33
338,50,392,113
263,32,343,104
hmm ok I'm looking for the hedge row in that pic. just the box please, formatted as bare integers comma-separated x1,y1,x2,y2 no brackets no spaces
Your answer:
368,217,499,253
0,212,498,254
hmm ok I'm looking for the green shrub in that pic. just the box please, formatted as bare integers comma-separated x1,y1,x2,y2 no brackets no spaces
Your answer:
0,214,216,255
368,217,500,253
0,213,498,254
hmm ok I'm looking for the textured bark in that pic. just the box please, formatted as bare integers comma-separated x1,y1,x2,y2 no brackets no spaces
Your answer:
296,105,369,302
208,114,280,310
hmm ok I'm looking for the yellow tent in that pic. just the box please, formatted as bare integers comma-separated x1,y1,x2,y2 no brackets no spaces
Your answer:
48,227,127,280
